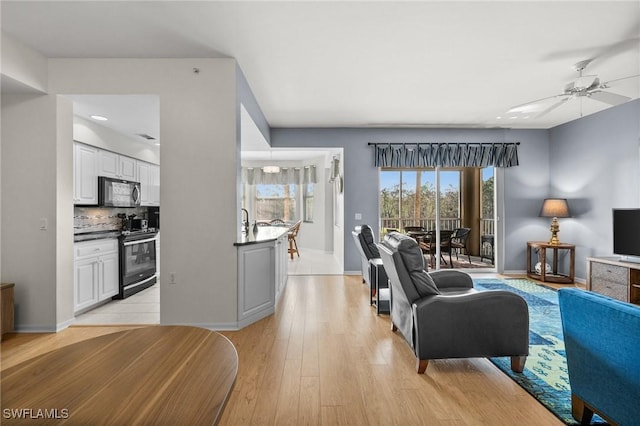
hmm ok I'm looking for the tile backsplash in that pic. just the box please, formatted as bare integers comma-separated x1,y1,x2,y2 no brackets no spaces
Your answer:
74,206,149,234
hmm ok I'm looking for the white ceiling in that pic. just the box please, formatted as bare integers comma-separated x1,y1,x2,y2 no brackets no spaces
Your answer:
2,1,639,130
69,95,160,145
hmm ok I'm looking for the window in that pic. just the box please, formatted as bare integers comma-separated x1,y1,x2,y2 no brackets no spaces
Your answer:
303,183,314,222
481,167,495,235
255,184,297,222
380,169,460,231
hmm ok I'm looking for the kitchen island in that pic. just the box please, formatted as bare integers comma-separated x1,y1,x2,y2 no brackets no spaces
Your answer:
234,226,289,328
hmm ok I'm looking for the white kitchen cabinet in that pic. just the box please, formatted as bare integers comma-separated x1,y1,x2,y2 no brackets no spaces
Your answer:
99,150,138,182
99,252,119,301
119,156,138,181
275,233,288,300
74,239,119,313
237,242,275,327
137,161,151,205
74,258,99,311
150,164,160,205
236,228,289,328
73,143,98,205
98,150,119,178
137,161,160,206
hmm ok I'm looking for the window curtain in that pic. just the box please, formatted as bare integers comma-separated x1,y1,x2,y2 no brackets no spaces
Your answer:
242,165,317,185
372,143,519,168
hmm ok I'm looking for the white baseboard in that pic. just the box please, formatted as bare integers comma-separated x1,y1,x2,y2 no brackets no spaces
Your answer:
159,321,246,331
343,270,361,276
14,324,58,333
56,318,76,332
503,270,527,275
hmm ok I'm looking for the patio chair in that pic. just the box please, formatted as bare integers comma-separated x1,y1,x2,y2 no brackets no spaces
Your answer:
450,227,472,265
419,229,454,268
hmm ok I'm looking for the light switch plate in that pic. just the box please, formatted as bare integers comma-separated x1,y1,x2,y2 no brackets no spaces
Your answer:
355,213,362,220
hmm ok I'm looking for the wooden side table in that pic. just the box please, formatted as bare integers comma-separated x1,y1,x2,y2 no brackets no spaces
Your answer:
1,283,15,340
526,241,575,284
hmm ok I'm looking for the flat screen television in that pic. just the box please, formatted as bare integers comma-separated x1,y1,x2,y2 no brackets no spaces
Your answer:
613,208,640,262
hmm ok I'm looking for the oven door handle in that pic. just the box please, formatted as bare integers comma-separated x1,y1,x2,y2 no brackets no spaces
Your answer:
123,237,157,246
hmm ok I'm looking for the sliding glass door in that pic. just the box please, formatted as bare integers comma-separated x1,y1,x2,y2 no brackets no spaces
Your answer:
380,167,496,271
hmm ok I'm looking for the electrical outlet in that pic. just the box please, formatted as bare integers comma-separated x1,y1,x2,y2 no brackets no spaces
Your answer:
169,272,177,285
355,213,362,220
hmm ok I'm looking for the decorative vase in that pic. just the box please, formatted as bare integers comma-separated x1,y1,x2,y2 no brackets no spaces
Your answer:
535,262,552,275
252,221,259,235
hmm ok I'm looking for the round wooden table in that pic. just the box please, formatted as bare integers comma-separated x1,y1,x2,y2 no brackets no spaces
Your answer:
1,326,237,425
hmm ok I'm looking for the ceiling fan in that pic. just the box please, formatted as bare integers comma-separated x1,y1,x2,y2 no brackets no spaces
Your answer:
509,59,640,118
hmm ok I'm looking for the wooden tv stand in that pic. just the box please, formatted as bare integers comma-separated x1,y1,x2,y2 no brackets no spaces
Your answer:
586,257,640,305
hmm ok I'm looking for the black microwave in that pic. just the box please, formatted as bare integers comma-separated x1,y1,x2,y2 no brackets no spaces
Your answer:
98,176,141,208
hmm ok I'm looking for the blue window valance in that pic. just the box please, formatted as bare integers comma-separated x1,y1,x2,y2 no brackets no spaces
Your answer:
370,142,520,168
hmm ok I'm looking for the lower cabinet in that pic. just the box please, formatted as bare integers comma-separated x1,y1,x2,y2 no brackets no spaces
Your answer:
74,239,119,313
236,232,289,328
275,233,288,300
587,256,640,305
237,242,275,326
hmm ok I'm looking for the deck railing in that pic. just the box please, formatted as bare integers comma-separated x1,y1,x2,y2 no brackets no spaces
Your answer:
480,218,494,236
381,218,495,235
380,218,461,233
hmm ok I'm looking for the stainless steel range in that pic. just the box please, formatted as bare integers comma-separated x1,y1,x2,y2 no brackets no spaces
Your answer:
115,229,158,299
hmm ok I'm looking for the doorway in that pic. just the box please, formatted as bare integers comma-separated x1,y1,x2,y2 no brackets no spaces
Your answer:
70,94,161,325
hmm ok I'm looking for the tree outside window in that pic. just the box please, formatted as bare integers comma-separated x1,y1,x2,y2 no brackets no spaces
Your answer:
303,183,314,222
255,184,296,222
380,169,460,231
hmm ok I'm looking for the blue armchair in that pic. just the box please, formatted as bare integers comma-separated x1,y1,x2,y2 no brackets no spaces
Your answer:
558,288,640,425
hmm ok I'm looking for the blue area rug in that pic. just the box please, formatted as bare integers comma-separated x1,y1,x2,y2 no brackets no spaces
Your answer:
474,278,606,425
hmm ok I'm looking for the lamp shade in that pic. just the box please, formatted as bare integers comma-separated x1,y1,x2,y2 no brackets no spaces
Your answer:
540,198,570,218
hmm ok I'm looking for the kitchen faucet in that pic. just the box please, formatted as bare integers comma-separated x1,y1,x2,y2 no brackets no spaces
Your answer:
241,208,249,234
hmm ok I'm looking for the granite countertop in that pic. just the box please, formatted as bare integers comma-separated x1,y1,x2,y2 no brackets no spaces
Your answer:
234,226,289,246
74,230,121,242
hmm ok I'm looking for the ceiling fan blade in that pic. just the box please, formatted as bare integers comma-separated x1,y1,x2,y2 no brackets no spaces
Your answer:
534,97,571,118
508,94,566,113
588,90,631,106
600,74,640,87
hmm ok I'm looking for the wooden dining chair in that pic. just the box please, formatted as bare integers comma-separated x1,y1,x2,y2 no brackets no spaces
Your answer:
288,220,302,259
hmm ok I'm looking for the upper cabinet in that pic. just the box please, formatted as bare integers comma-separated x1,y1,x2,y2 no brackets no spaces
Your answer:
137,162,160,207
73,143,98,205
74,142,159,206
99,150,138,182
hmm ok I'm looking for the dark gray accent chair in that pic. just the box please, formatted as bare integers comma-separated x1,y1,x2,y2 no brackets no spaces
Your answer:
377,232,529,373
352,225,389,314
352,225,380,287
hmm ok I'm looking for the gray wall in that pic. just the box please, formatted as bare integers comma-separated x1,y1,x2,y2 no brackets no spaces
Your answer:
48,58,241,329
549,99,640,279
271,127,552,273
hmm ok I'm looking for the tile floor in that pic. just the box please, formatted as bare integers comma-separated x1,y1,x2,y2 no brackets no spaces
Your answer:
287,247,343,275
74,246,343,325
74,284,160,325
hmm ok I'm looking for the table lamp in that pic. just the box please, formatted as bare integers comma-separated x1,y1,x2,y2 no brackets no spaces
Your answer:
540,198,570,245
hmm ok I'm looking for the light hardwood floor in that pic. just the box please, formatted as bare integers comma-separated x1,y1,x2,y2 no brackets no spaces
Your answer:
2,275,563,425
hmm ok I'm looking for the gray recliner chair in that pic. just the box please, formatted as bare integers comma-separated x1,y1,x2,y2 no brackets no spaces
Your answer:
352,225,377,286
377,232,529,373
352,225,389,314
